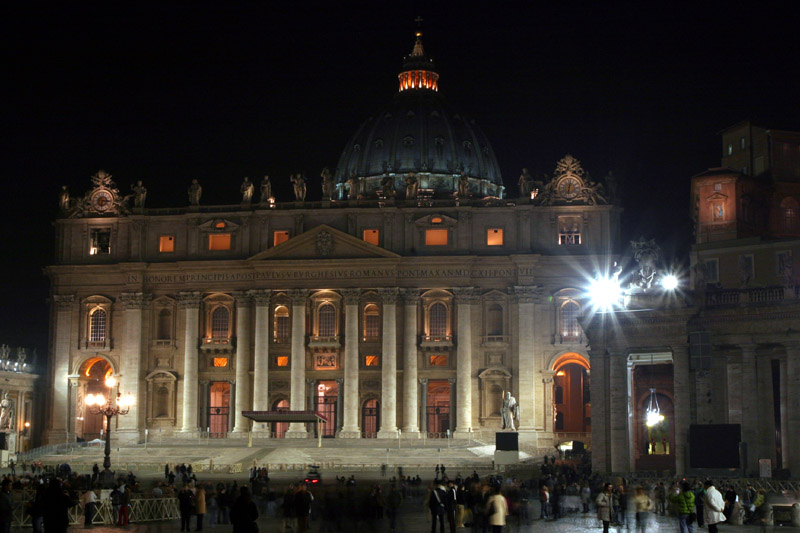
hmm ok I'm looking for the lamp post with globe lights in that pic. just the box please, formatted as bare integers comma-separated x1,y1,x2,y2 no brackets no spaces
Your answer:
84,376,134,487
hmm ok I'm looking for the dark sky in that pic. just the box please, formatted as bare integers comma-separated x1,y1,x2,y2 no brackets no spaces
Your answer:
2,3,798,356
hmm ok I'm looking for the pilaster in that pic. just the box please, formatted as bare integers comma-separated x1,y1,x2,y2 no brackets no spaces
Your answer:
514,285,542,431
116,292,151,443
45,294,75,444
672,344,690,476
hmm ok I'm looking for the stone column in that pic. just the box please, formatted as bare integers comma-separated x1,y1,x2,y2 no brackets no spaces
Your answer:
739,344,759,473
335,378,344,433
251,290,271,435
785,343,800,477
199,380,210,432
672,344,691,476
448,377,457,433
419,378,428,434
609,350,629,473
377,288,399,438
400,289,420,436
453,287,476,438
286,289,308,437
339,289,361,438
514,286,541,430
232,292,253,433
590,348,610,473
45,294,75,444
179,292,202,435
117,292,150,442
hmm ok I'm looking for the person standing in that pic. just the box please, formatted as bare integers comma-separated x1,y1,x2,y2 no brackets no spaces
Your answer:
178,485,194,532
194,484,206,531
595,483,613,533
42,478,76,533
387,483,403,533
669,481,695,533
632,485,653,533
693,481,706,528
0,479,12,533
294,483,313,533
231,487,259,533
117,484,132,526
703,480,726,533
82,487,98,527
655,482,667,515
445,480,457,533
429,482,447,533
486,484,508,532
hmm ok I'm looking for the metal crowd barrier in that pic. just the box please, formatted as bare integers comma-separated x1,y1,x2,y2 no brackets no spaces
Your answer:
11,496,179,527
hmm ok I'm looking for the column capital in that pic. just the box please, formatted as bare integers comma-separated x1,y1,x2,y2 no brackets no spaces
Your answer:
178,291,203,309
452,287,478,303
287,289,308,306
52,294,76,311
448,377,456,384
232,291,253,306
249,289,272,306
118,292,152,310
513,285,543,303
419,378,428,385
340,288,360,306
378,288,400,304
399,288,420,304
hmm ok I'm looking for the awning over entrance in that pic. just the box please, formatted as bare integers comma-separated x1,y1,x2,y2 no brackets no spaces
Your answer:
242,410,328,423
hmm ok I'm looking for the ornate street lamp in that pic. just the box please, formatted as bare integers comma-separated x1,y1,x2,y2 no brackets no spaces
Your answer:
85,376,134,487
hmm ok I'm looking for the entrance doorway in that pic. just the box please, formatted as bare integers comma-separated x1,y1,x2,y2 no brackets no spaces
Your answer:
272,399,289,438
633,362,675,471
362,398,379,438
426,380,451,436
315,381,338,437
208,382,230,437
80,357,113,441
552,355,591,434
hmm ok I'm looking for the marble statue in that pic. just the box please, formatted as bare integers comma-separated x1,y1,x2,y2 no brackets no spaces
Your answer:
501,391,519,431
0,392,14,430
346,171,360,200
381,173,396,197
131,180,147,208
240,177,254,204
320,167,334,199
291,174,307,201
59,186,70,211
518,168,533,198
188,179,202,205
630,237,660,290
260,175,272,203
457,171,469,198
405,172,419,200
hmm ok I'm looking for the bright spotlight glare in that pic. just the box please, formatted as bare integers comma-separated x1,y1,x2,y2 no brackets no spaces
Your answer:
662,274,679,291
589,277,623,310
645,410,665,427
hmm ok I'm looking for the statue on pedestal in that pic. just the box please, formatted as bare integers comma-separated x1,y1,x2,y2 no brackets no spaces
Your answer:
346,172,361,200
0,392,14,430
291,174,306,201
320,167,334,199
188,179,203,206
259,175,272,204
501,391,519,431
131,181,147,208
240,177,254,204
457,171,469,199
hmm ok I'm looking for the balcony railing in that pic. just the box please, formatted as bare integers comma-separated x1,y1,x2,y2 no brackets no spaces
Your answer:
705,285,798,307
482,335,509,345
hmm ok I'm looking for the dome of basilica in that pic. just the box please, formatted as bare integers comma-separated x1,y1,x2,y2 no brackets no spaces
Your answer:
334,30,504,200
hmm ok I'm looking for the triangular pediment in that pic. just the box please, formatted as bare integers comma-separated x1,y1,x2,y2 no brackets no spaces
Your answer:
705,192,728,202
248,224,400,261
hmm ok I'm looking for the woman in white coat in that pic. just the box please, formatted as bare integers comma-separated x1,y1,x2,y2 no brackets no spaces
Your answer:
703,480,727,533
486,484,508,532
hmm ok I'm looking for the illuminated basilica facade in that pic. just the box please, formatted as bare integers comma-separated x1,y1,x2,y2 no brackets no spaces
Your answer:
44,30,800,477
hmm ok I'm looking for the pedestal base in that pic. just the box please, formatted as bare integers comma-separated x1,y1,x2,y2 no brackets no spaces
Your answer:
177,429,201,439
400,429,421,439
377,429,399,439
337,429,361,439
284,424,308,439
100,468,116,489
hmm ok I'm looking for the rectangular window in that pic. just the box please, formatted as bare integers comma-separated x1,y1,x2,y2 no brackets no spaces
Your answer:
212,357,228,368
738,254,754,283
362,229,380,245
714,183,722,192
429,354,448,367
273,230,290,246
558,216,581,245
487,228,504,246
208,233,231,251
276,356,289,367
159,235,175,253
364,355,380,367
275,315,290,342
704,258,719,283
425,228,449,246
89,229,111,255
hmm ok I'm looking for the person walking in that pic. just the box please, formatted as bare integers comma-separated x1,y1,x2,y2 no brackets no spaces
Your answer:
294,483,313,533
387,483,403,533
655,481,667,515
669,481,696,533
195,484,207,531
429,482,447,533
117,484,132,526
486,484,508,533
42,478,77,533
703,480,726,533
632,485,653,533
596,483,613,533
82,487,98,527
231,486,259,533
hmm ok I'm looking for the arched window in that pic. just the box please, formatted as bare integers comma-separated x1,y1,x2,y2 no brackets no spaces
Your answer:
211,307,230,339
318,303,336,337
780,197,799,234
157,309,172,340
274,306,289,342
561,301,580,340
89,308,107,342
363,304,380,339
429,302,447,338
487,304,503,336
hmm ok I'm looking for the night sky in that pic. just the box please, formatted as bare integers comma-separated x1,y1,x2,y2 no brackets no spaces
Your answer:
3,3,798,357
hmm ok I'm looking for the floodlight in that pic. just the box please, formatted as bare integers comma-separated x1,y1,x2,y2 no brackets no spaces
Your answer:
662,274,679,291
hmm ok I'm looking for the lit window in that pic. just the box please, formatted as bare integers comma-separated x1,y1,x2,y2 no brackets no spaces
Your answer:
558,216,581,245
276,356,289,367
487,228,503,246
318,303,336,337
429,355,448,366
429,302,447,337
89,229,111,255
211,307,230,339
159,235,175,253
426,229,449,246
714,183,722,192
89,308,107,342
215,221,226,229
365,355,380,367
561,301,581,340
363,229,380,245
363,304,380,339
431,216,443,224
213,357,228,367
273,231,290,246
208,234,231,250
274,306,290,341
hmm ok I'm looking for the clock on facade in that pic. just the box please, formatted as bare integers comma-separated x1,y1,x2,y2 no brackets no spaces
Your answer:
557,176,582,199
90,189,114,212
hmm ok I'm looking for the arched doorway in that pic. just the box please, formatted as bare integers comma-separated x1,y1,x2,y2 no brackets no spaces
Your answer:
632,362,675,471
272,399,289,438
208,382,230,437
315,381,338,437
552,353,590,434
79,357,113,441
362,398,379,438
426,380,451,436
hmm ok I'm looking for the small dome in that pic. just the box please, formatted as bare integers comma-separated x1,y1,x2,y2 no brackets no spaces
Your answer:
334,29,504,199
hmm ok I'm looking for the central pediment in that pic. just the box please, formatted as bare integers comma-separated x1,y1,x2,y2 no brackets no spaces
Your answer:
248,224,400,261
